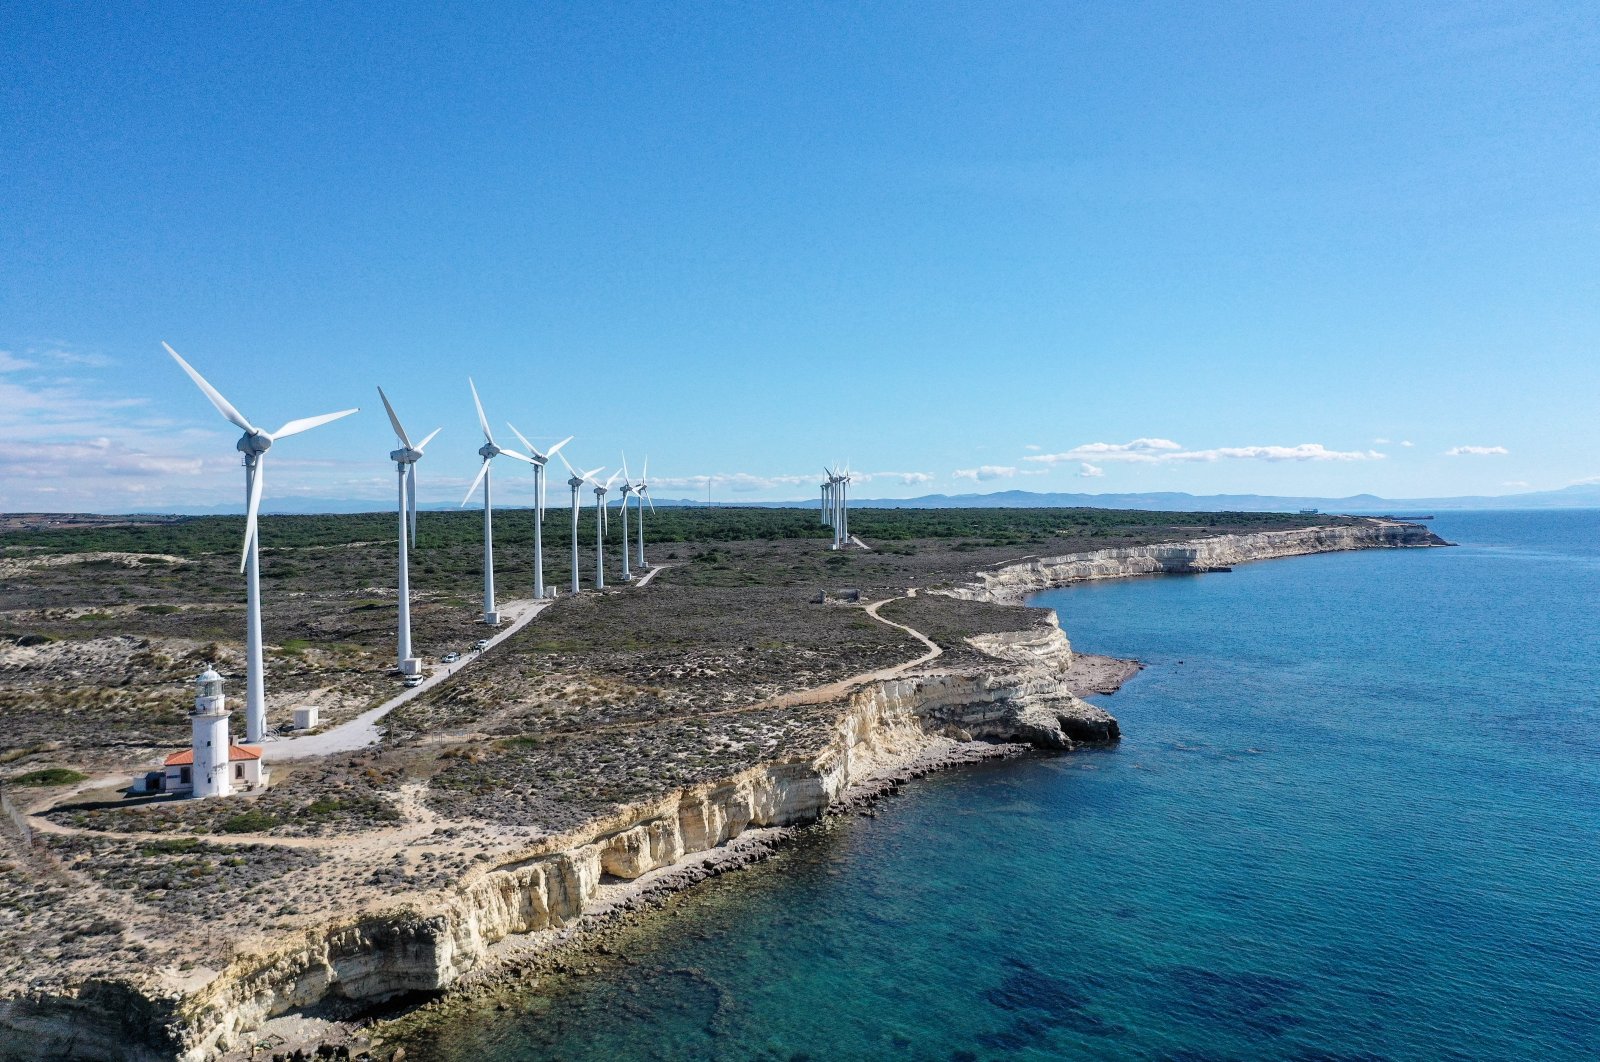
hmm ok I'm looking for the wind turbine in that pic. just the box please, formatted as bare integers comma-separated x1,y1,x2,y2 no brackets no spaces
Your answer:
460,379,531,625
824,466,841,549
506,424,573,602
616,455,636,582
558,452,605,594
820,479,830,525
838,464,853,547
593,471,620,589
634,457,655,570
378,387,440,677
163,342,357,743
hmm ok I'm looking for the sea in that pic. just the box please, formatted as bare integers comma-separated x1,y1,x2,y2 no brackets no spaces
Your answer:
399,510,1600,1061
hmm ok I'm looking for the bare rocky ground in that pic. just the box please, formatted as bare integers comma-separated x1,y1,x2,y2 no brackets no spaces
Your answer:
0,506,1342,1057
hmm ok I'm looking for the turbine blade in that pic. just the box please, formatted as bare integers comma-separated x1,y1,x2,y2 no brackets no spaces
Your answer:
468,377,494,445
557,450,578,476
546,435,573,459
240,457,265,573
582,465,604,484
646,491,656,514
603,470,620,490
641,456,648,481
273,408,358,439
499,448,534,464
415,427,442,452
621,452,631,485
460,458,490,507
506,422,536,455
376,386,411,448
408,463,418,546
164,342,257,434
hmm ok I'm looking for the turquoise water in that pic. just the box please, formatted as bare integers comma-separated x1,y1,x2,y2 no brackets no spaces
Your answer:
405,511,1600,1061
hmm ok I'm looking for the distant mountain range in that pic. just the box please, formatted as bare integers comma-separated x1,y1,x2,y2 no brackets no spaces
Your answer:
66,482,1600,517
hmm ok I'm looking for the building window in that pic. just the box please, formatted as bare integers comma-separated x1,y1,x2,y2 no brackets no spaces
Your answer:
180,766,192,785
235,764,244,779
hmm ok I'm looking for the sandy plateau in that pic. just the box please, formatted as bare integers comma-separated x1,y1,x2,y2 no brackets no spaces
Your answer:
0,508,1444,1060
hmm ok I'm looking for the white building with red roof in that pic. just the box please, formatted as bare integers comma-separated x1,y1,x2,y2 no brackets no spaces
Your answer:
157,668,269,797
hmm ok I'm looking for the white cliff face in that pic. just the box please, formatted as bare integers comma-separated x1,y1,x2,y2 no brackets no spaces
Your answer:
32,635,1115,1062
946,521,1445,603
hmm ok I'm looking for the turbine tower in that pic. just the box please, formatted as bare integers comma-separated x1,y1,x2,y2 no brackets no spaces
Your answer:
378,387,440,676
460,379,531,625
558,452,604,594
616,454,636,582
832,463,844,546
838,465,852,547
634,457,655,570
820,480,830,525
593,471,620,589
164,342,357,742
506,424,573,601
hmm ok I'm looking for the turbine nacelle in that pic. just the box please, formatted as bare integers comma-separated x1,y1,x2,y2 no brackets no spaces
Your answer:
390,447,424,464
236,431,273,456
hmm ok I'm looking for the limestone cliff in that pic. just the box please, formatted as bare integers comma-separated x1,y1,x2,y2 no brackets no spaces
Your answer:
945,519,1446,603
0,630,1113,1061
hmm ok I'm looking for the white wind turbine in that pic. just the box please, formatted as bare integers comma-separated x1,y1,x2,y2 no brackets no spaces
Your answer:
378,387,440,677
633,457,655,570
460,378,531,625
824,466,842,549
838,463,852,546
505,424,573,602
593,471,620,589
616,454,636,582
558,452,605,594
163,342,358,742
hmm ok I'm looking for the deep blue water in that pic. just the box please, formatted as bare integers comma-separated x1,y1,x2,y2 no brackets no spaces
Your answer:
405,511,1600,1061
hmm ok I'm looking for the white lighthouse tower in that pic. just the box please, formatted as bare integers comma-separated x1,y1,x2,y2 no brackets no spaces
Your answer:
190,667,232,799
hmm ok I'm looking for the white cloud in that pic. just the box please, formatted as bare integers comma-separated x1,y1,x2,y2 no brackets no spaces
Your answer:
0,351,37,373
1503,481,1531,488
1401,440,1414,447
43,349,115,369
1078,462,1104,478
1023,443,1042,452
1445,445,1509,456
1026,439,1383,466
1373,437,1390,445
854,470,935,485
953,465,1018,482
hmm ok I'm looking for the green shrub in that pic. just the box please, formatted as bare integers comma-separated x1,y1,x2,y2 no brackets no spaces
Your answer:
10,768,87,787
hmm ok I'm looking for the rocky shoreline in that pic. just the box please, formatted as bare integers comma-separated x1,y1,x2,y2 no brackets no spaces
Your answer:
946,518,1448,603
0,521,1444,1061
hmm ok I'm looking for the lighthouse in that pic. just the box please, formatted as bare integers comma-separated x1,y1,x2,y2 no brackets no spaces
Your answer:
190,667,232,798
158,668,268,797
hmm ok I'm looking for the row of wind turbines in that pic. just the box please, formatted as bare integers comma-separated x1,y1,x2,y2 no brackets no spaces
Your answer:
163,343,655,744
821,465,853,549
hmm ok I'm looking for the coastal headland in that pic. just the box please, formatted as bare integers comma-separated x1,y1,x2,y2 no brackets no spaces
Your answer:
0,508,1445,1060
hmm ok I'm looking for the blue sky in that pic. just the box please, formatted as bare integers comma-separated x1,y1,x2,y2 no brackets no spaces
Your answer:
2,2,1596,511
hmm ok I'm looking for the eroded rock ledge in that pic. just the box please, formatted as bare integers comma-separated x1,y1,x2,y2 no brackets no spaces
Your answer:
944,519,1447,603
0,633,1113,1062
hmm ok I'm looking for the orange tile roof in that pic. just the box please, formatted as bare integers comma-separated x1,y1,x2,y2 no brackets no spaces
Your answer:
163,744,264,767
